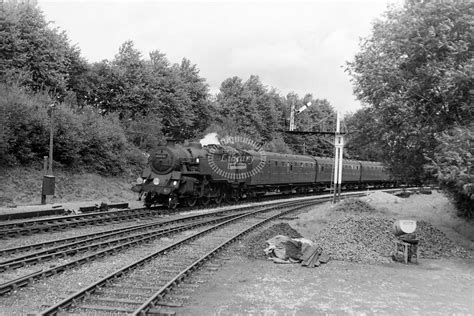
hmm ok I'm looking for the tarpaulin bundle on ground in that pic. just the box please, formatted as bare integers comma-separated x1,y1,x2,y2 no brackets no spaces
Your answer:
264,235,329,267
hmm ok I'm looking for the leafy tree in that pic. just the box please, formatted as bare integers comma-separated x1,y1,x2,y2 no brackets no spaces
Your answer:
426,125,473,217
267,88,287,129
344,108,384,161
86,44,211,140
0,1,87,99
112,40,153,119
243,75,279,141
216,76,263,140
168,58,211,139
214,75,289,143
86,60,124,114
346,0,473,182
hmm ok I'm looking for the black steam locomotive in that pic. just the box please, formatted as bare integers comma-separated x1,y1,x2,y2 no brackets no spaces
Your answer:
132,140,394,208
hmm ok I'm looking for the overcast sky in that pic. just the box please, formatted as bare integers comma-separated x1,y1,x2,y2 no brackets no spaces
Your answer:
39,0,402,114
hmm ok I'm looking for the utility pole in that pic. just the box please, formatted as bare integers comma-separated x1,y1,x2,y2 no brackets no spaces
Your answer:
332,111,344,203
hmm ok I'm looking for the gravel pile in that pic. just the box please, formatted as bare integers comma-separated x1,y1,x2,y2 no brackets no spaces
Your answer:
333,198,377,213
312,215,471,264
241,223,302,259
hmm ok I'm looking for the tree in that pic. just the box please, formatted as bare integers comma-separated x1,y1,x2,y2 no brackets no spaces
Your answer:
112,40,153,119
216,76,263,140
0,1,87,99
346,0,473,182
85,42,212,140
243,75,279,141
344,108,384,161
426,124,473,217
171,58,212,138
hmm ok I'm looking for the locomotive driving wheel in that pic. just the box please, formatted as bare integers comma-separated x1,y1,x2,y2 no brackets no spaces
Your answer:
186,196,198,207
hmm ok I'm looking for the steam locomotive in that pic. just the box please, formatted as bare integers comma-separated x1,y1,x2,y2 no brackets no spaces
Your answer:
132,140,394,208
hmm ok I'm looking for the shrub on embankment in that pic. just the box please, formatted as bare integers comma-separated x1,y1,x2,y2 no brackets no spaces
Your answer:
0,167,138,206
0,84,147,175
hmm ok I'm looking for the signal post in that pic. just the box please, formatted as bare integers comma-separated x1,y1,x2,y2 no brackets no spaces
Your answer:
280,104,346,203
332,112,344,203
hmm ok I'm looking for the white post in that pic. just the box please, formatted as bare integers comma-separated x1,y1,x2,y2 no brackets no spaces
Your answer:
333,112,344,203
48,104,54,175
337,135,344,199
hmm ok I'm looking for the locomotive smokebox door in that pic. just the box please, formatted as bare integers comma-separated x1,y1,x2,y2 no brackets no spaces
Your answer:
42,175,55,195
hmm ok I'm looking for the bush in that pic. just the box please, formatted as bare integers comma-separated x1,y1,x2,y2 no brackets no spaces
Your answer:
78,109,130,175
1,84,143,175
0,84,50,165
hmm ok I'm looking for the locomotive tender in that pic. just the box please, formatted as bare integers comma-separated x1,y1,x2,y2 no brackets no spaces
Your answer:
132,140,393,208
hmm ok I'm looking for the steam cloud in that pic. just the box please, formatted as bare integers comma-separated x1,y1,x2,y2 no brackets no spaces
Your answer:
200,132,220,146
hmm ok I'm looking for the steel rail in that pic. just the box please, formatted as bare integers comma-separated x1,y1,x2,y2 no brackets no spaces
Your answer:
133,202,312,315
38,200,315,315
0,210,250,296
0,208,160,238
0,213,243,272
0,192,344,257
0,207,242,256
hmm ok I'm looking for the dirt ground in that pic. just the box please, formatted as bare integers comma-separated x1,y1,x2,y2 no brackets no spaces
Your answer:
180,257,473,315
178,191,474,315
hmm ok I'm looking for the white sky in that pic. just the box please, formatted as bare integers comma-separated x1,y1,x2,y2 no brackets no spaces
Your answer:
39,0,402,114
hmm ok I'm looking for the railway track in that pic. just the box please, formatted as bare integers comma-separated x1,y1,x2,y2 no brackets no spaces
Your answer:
0,208,162,238
0,197,328,296
37,199,318,315
0,186,407,239
0,207,253,257
0,191,310,238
